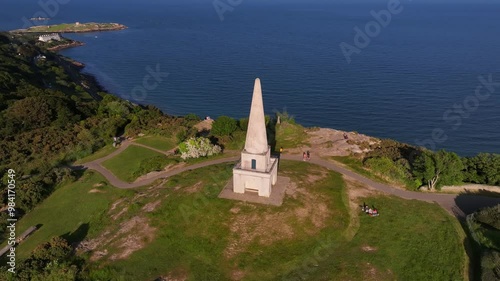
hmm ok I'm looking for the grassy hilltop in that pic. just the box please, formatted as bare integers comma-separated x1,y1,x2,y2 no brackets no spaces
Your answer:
0,33,498,280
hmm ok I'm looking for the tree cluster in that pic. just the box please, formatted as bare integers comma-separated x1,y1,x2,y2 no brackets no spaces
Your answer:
467,205,500,280
362,139,500,190
0,34,191,243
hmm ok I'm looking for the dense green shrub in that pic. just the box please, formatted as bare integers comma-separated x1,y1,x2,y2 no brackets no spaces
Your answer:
481,250,500,281
363,156,418,188
463,153,500,186
211,116,237,137
3,237,79,281
238,117,249,131
475,205,500,230
469,205,500,281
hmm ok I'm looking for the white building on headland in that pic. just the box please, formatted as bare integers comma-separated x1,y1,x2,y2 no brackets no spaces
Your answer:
38,33,61,42
232,78,278,197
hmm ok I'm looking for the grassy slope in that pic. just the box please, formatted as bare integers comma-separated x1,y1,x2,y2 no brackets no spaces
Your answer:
332,156,390,184
99,161,349,280
74,145,116,164
96,161,464,281
8,171,132,260
275,122,308,149
8,153,466,280
309,196,466,281
133,136,176,151
101,145,166,182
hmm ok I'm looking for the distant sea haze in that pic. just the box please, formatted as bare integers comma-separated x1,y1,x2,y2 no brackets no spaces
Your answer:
2,0,499,156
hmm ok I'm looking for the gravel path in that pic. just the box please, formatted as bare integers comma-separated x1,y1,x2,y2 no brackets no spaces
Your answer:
75,148,500,219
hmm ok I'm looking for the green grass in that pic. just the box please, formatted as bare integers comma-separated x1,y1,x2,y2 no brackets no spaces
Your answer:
3,172,132,260
102,145,167,182
7,158,466,280
275,122,308,149
332,156,389,183
89,160,465,281
307,196,466,281
222,130,246,150
134,136,176,151
74,144,116,164
102,164,235,280
90,161,349,280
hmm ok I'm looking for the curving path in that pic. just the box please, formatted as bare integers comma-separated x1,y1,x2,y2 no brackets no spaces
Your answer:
282,155,500,219
76,146,500,219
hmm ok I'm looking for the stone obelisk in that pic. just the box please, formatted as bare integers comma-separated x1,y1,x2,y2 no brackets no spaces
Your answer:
232,78,278,197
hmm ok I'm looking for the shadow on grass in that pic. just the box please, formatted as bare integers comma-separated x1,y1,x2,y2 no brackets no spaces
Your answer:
454,192,500,281
61,222,89,247
454,191,500,217
458,219,483,281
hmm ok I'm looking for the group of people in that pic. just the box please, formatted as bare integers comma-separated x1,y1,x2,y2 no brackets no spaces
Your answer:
361,203,379,217
302,151,310,161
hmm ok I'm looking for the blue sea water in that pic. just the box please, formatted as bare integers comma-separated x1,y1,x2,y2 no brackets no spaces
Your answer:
1,0,499,156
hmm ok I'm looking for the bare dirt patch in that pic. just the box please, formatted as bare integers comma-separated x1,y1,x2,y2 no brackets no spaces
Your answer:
184,181,204,194
345,176,378,201
225,176,332,259
286,128,379,157
109,198,126,212
361,245,378,252
108,216,156,260
230,269,246,281
134,162,187,183
157,268,189,281
142,199,162,212
194,119,214,132
363,262,395,281
78,216,156,261
305,169,328,184
230,207,240,214
111,206,128,221
343,176,379,240
225,209,295,259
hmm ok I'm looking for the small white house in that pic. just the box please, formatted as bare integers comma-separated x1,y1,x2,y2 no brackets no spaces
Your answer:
38,33,61,42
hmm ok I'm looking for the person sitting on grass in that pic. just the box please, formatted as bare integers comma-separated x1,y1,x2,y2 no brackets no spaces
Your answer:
361,202,367,212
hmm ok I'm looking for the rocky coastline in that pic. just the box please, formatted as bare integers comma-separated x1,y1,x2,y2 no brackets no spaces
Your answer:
47,40,85,51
